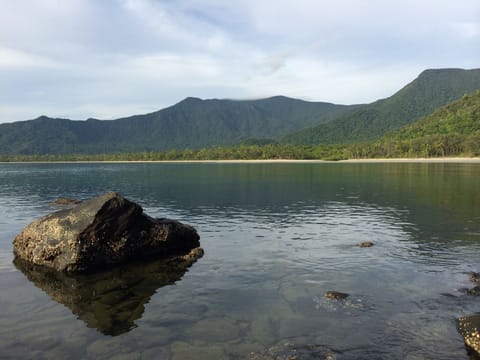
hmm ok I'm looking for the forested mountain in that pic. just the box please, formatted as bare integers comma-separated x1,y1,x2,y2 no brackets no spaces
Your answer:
350,90,480,158
387,91,480,140
283,68,480,145
1,68,480,155
2,90,480,162
0,96,353,155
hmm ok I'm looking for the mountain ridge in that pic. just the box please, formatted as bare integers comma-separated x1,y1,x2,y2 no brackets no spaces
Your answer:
0,96,354,154
283,68,480,145
349,89,480,158
1,68,480,155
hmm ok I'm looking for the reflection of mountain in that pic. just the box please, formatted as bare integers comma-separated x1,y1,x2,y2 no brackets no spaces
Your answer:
14,252,202,336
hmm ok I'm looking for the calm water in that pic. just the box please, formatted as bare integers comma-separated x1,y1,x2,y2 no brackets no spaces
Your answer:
1,162,480,359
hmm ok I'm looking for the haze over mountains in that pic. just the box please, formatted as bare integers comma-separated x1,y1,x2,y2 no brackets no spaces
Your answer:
1,68,479,155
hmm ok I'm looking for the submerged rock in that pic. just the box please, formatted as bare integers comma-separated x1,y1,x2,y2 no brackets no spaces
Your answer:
469,272,480,283
460,286,480,296
249,341,336,360
357,241,374,248
51,197,82,206
457,315,480,358
468,286,480,296
13,192,201,272
14,248,203,336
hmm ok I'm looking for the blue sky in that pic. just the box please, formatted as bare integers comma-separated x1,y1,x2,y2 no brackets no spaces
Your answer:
0,0,479,123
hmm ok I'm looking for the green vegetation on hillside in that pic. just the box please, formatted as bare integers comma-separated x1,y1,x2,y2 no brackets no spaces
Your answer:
0,96,353,155
349,90,480,158
3,89,479,162
284,68,480,145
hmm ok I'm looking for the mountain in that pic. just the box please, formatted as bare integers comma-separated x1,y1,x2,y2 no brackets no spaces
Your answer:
283,68,480,145
0,96,353,155
2,68,480,156
350,90,480,158
387,90,480,140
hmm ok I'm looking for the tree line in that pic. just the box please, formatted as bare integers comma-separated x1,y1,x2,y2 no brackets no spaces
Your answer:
1,132,478,163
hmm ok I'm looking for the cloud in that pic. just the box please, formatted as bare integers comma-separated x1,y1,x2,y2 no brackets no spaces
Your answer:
0,0,479,122
261,52,292,74
452,22,480,39
0,47,60,68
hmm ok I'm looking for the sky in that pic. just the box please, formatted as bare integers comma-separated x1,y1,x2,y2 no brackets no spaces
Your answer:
0,0,479,123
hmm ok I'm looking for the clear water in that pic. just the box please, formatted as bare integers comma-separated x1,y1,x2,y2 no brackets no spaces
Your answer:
1,162,480,359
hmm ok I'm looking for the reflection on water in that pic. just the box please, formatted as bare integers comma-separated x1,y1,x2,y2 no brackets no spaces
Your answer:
13,256,195,336
1,162,480,359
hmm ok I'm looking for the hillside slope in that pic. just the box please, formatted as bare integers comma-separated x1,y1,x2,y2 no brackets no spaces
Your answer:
0,96,352,155
388,90,480,139
351,90,480,158
283,68,480,145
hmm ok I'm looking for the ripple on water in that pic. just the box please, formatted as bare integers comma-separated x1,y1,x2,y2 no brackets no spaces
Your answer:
0,253,15,273
1,163,480,359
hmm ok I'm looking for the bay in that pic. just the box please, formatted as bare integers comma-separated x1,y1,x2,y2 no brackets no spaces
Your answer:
1,162,480,359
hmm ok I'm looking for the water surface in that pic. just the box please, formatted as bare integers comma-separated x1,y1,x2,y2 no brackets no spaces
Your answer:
1,162,480,359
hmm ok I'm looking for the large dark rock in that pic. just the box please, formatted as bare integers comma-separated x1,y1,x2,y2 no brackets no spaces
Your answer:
13,192,201,273
457,315,480,358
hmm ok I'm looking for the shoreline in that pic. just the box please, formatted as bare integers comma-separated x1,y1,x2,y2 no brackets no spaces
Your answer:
2,157,480,164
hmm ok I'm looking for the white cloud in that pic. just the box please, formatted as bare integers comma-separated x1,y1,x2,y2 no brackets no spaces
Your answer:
0,0,479,123
0,47,60,68
452,22,480,38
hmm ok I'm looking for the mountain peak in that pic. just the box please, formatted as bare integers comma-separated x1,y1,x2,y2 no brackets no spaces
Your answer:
35,115,51,121
418,68,474,79
284,68,480,145
179,96,203,104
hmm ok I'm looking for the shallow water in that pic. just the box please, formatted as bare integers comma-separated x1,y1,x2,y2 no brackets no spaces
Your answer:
1,162,480,359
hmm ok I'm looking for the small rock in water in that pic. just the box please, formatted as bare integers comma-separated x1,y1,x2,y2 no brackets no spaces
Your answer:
457,315,480,357
51,197,82,206
467,286,480,296
324,291,349,300
469,272,480,283
459,286,480,296
357,241,374,248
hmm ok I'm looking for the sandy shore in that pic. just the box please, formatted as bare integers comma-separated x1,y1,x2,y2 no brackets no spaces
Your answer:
3,157,480,164
97,157,480,164
175,158,480,164
339,157,480,163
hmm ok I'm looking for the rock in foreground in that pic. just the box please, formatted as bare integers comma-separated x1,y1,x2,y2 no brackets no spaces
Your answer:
457,315,480,357
13,192,201,273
